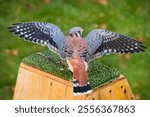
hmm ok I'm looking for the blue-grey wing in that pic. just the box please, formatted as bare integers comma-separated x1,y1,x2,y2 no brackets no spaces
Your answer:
8,22,66,58
85,29,145,62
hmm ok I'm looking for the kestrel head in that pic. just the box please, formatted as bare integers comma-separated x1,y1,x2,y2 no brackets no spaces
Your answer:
68,27,84,39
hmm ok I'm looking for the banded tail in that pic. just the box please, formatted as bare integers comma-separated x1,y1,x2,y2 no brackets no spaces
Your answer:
73,79,92,96
66,58,92,96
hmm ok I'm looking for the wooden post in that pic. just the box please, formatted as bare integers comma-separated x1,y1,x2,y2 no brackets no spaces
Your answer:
13,63,135,100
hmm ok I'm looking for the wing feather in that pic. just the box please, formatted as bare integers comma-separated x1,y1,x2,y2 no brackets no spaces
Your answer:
85,29,146,62
8,22,66,58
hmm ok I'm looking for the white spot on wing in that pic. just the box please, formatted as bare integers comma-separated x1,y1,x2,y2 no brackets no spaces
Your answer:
44,41,47,45
40,40,43,43
104,50,107,53
121,49,124,52
20,32,24,35
113,49,116,53
130,48,134,50
25,35,28,37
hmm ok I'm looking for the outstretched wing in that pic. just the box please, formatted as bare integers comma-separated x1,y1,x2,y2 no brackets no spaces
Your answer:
8,22,66,58
85,29,146,62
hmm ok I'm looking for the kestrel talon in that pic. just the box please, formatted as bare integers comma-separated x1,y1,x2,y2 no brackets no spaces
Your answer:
8,22,146,95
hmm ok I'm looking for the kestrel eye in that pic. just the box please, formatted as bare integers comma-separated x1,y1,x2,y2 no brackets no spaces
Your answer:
78,30,81,35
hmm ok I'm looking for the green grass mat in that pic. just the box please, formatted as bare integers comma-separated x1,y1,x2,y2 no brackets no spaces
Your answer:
22,50,120,89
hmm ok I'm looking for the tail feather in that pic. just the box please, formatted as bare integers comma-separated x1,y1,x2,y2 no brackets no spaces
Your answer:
73,79,92,96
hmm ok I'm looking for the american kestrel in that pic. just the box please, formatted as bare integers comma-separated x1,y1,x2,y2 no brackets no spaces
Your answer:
8,22,145,95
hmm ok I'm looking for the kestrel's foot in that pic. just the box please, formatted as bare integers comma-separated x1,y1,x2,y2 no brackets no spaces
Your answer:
56,61,67,66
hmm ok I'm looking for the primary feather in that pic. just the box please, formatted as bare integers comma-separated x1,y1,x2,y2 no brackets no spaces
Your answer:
85,29,146,62
8,22,66,58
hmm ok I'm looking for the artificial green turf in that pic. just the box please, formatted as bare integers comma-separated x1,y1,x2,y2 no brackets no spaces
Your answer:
22,49,120,89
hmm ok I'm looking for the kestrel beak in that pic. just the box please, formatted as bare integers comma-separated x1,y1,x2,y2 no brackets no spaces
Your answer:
80,29,84,33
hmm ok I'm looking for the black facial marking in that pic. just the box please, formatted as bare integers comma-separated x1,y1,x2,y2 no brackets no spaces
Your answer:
69,34,73,37
75,33,79,38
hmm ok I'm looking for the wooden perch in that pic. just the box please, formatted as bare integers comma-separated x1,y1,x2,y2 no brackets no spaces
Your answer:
13,63,135,100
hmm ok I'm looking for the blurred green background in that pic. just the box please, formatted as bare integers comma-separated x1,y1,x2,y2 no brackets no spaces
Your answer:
0,0,149,99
